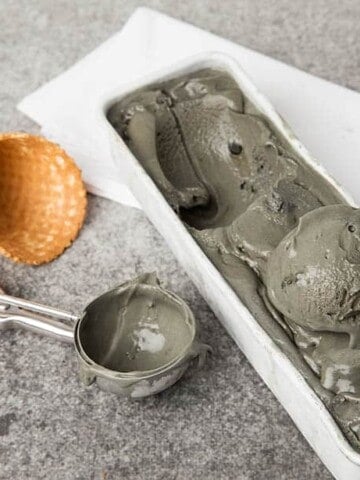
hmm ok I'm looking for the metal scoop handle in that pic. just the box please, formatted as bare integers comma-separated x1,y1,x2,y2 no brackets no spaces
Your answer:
0,294,78,344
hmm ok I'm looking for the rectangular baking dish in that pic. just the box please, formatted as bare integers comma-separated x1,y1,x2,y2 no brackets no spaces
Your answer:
98,52,360,480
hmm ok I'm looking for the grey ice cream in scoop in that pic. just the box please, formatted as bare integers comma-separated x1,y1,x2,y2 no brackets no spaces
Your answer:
76,273,210,398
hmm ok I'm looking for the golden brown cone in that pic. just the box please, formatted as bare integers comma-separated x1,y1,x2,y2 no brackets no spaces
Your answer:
0,132,87,265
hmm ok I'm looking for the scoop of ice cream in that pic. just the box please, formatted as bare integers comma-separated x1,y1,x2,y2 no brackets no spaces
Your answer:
265,205,360,341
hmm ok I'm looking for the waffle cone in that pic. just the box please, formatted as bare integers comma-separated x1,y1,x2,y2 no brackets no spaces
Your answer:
0,133,87,265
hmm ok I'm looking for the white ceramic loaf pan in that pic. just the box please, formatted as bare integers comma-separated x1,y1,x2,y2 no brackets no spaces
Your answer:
98,52,359,480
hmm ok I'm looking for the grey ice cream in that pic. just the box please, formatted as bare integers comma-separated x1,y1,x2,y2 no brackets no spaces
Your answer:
265,206,360,396
77,272,208,397
108,69,360,447
80,273,194,372
266,205,360,341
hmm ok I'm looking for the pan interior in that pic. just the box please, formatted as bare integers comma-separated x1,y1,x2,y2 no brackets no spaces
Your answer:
78,280,194,373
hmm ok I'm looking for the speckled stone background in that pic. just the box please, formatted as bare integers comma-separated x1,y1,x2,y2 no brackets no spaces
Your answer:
1,1,359,479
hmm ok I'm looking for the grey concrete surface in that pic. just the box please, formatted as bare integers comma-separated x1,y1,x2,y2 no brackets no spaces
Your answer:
1,1,359,479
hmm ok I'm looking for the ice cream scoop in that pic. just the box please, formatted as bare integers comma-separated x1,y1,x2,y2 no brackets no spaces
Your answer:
0,273,210,398
265,205,360,347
